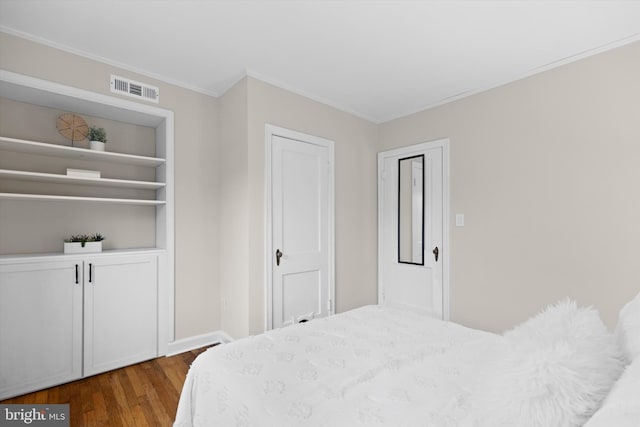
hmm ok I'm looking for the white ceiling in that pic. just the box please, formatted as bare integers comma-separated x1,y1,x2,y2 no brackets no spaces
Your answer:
1,0,639,123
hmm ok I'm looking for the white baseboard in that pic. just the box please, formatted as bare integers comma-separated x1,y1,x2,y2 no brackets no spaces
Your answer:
166,330,234,357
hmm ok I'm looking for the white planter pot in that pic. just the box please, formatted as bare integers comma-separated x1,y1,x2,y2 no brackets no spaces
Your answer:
64,241,103,254
89,140,106,151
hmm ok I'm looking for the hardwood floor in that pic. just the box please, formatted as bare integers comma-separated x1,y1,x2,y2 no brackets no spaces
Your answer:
1,346,214,427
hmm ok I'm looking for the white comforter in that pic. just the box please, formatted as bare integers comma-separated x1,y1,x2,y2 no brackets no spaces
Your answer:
174,305,503,427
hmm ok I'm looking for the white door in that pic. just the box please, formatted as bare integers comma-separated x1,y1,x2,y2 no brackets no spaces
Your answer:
84,254,158,376
267,126,334,329
0,260,83,400
378,140,449,319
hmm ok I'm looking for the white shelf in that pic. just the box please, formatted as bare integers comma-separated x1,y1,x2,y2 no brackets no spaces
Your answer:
0,193,165,206
0,136,165,167
0,169,166,190
0,248,166,262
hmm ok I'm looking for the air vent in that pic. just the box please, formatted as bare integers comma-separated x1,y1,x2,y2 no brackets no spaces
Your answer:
110,75,159,103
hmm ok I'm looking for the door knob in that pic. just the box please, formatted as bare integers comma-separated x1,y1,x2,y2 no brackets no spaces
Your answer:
276,249,283,266
432,246,439,262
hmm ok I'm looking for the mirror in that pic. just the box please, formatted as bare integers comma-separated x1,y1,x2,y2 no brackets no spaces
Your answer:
398,155,424,265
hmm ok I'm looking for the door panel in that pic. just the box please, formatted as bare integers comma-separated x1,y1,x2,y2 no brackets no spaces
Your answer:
281,269,322,326
379,143,445,318
270,132,332,329
0,260,82,399
281,148,322,253
84,255,157,376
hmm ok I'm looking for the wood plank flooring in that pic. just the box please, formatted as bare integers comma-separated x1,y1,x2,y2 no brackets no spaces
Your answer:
1,346,214,427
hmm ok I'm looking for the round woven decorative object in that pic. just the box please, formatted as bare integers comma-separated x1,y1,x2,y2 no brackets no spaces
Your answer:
56,113,89,142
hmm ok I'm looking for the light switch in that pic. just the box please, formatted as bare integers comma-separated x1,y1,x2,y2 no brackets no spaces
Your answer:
455,214,465,227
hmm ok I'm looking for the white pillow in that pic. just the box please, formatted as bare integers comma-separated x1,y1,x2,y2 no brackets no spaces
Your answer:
583,357,640,427
473,299,624,427
614,291,640,363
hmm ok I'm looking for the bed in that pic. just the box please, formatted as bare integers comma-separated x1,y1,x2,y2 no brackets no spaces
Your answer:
174,295,640,427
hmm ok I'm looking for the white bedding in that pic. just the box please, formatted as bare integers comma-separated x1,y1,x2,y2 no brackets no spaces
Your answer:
584,357,640,427
174,304,503,427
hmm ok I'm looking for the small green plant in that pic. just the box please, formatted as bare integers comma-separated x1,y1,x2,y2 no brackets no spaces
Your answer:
86,126,107,143
64,233,106,247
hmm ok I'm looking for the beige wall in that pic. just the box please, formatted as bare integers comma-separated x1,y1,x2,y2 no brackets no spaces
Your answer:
379,41,640,332
0,32,220,340
218,78,250,339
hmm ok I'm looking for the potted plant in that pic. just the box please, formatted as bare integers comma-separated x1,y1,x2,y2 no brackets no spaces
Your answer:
87,126,107,151
64,233,105,254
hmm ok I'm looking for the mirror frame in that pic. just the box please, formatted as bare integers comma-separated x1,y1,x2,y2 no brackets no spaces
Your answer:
397,154,425,265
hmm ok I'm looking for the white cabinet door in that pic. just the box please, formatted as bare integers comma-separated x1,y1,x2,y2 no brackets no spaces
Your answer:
0,260,83,400
83,254,158,376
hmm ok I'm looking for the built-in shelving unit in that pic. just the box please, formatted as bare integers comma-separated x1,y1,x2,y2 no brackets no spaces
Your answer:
0,69,175,353
0,70,173,209
0,135,166,204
